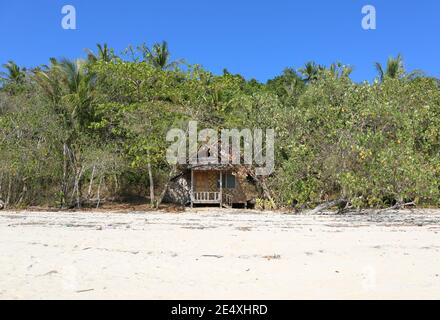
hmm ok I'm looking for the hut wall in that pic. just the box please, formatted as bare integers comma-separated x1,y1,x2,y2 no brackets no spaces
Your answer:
193,171,219,192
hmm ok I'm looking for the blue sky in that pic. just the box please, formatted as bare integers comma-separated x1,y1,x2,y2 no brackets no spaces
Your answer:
1,0,439,82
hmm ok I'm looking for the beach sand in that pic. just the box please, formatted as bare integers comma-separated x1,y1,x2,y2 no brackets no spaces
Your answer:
1,208,440,300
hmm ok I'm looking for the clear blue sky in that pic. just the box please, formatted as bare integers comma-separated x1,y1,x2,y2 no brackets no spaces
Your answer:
1,0,439,82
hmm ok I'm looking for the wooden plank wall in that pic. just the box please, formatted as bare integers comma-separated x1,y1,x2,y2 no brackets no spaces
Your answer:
193,171,218,192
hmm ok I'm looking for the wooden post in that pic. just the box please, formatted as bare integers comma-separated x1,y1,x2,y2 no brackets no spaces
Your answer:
190,168,194,208
219,170,223,208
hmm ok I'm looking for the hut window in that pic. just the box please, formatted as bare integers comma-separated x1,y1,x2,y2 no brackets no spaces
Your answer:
219,173,236,189
226,174,236,188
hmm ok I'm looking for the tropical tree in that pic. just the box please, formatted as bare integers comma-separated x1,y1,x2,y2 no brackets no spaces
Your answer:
299,61,324,82
266,68,305,101
0,61,26,85
91,57,182,206
329,62,353,79
144,41,182,70
2,42,440,210
33,58,97,207
375,54,405,81
35,58,96,126
86,43,114,63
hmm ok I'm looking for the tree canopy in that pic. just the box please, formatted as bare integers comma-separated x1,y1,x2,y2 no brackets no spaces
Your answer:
0,46,439,210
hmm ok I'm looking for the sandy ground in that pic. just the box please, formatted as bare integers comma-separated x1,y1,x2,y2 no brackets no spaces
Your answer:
1,208,440,300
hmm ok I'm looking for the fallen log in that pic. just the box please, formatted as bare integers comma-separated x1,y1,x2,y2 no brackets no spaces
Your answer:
376,201,416,214
307,199,347,215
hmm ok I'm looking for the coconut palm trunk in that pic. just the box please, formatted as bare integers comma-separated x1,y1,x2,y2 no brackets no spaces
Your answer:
146,150,155,206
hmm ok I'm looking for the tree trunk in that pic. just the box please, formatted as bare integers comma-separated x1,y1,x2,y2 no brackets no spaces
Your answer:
147,162,154,206
17,180,27,205
6,175,12,208
0,173,4,210
74,167,84,209
61,143,68,208
96,176,103,209
156,165,178,209
259,178,276,209
114,174,119,196
0,172,3,199
146,150,154,206
87,165,96,201
245,168,277,210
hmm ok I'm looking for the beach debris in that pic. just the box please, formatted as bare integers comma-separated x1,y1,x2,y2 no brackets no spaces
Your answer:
76,289,94,293
37,270,59,277
307,199,348,215
263,254,281,260
201,254,223,259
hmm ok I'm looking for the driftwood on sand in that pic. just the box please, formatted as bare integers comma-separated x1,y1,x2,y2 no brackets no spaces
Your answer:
306,199,348,215
306,199,417,215
375,201,416,214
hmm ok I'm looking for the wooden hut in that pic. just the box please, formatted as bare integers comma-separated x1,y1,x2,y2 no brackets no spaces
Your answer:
163,141,259,208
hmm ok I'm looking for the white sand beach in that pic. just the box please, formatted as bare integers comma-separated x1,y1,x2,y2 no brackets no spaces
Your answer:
1,209,440,300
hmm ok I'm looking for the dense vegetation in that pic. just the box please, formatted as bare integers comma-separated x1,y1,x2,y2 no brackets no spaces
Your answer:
1,43,439,210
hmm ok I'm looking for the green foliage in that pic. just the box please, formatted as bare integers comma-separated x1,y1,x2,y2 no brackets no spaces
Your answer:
0,45,439,209
0,61,26,85
272,76,440,208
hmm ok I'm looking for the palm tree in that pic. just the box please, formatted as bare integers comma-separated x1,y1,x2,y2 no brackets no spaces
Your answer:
32,58,63,104
86,43,113,63
33,58,97,208
35,58,95,99
266,68,305,100
0,60,26,85
299,61,324,82
375,54,405,81
46,58,96,126
145,41,181,70
33,57,97,140
329,62,353,79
